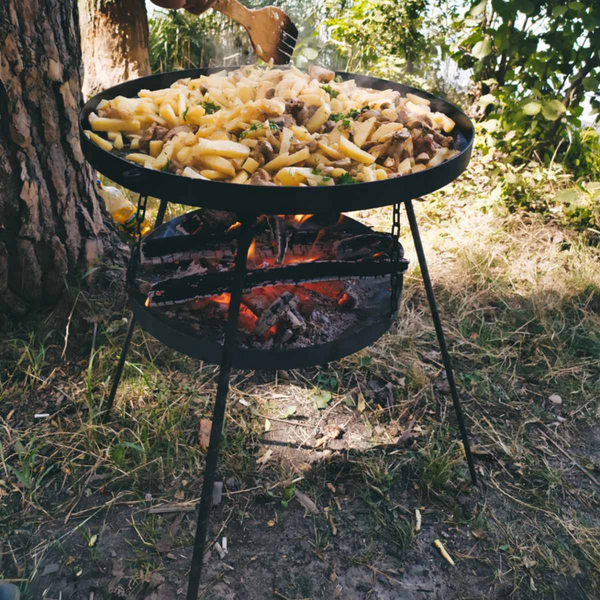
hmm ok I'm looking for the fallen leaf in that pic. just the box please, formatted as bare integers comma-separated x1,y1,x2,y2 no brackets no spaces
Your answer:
314,424,344,448
295,490,319,515
313,390,332,410
281,406,297,418
357,396,366,414
267,519,276,527
257,448,273,465
199,419,212,449
88,534,98,548
327,482,336,493
264,419,271,432
41,563,60,577
549,394,562,405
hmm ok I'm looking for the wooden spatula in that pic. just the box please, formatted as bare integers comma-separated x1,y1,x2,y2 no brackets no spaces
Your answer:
212,0,298,64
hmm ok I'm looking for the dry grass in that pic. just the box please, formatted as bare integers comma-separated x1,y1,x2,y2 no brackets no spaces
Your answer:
1,152,599,599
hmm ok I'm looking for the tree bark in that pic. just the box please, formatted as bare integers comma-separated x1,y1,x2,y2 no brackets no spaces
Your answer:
79,0,151,98
0,0,121,320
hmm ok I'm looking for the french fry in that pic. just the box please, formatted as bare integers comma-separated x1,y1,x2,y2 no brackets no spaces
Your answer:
149,140,163,158
198,154,236,177
339,135,375,165
125,152,151,165
317,141,344,160
352,117,376,148
434,539,455,566
371,122,405,143
200,169,229,180
85,131,113,152
305,103,331,133
231,170,249,184
193,138,250,159
113,132,124,150
89,116,141,133
242,157,260,174
264,147,310,171
274,167,312,186
182,166,209,179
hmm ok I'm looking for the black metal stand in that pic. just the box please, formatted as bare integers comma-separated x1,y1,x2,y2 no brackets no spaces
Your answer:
186,215,257,600
404,200,477,486
104,197,169,419
103,201,477,600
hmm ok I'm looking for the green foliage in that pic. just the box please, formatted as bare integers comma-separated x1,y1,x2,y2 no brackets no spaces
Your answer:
452,0,600,171
148,9,251,72
326,0,431,83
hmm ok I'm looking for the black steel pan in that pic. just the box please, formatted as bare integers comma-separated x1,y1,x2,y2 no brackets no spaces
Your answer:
79,67,474,214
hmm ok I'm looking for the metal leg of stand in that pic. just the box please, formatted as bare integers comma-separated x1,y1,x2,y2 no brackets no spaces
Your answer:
404,200,477,486
186,215,257,600
103,198,170,420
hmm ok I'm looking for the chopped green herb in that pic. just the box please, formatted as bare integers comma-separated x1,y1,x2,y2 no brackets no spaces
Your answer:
201,101,220,114
311,167,322,175
346,109,359,119
360,105,370,113
239,122,262,140
322,176,332,182
269,121,280,131
321,85,339,99
340,118,352,129
334,75,344,83
337,172,357,185
330,113,344,122
182,107,189,121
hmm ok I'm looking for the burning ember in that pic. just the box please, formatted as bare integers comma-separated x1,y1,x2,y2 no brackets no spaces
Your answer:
138,209,405,349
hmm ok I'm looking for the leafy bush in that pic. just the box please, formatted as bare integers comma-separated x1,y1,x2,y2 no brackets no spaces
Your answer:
452,0,600,174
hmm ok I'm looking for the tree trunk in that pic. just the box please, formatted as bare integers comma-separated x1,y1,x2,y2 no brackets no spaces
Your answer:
0,0,121,320
79,0,151,98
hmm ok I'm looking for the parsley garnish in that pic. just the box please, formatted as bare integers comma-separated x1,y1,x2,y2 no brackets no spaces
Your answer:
337,173,357,185
201,101,220,114
322,176,332,182
330,113,344,122
269,121,280,131
340,118,351,129
239,122,262,140
311,167,322,176
346,109,359,119
360,105,370,113
182,107,189,121
321,85,339,98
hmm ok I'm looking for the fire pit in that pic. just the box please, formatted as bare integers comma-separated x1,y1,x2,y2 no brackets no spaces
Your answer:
79,66,476,600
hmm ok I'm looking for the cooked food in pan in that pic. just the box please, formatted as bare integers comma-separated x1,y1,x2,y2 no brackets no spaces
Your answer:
85,66,459,186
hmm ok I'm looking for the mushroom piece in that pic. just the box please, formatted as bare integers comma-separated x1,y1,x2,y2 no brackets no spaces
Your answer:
285,98,309,126
415,152,430,164
329,157,352,168
413,133,440,158
308,65,335,83
163,125,197,143
265,87,276,99
250,168,276,186
139,123,169,152
357,109,381,122
270,114,295,129
250,141,275,167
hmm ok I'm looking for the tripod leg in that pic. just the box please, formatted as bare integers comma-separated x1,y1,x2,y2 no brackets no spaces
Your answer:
404,200,477,486
103,198,170,420
186,215,257,600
